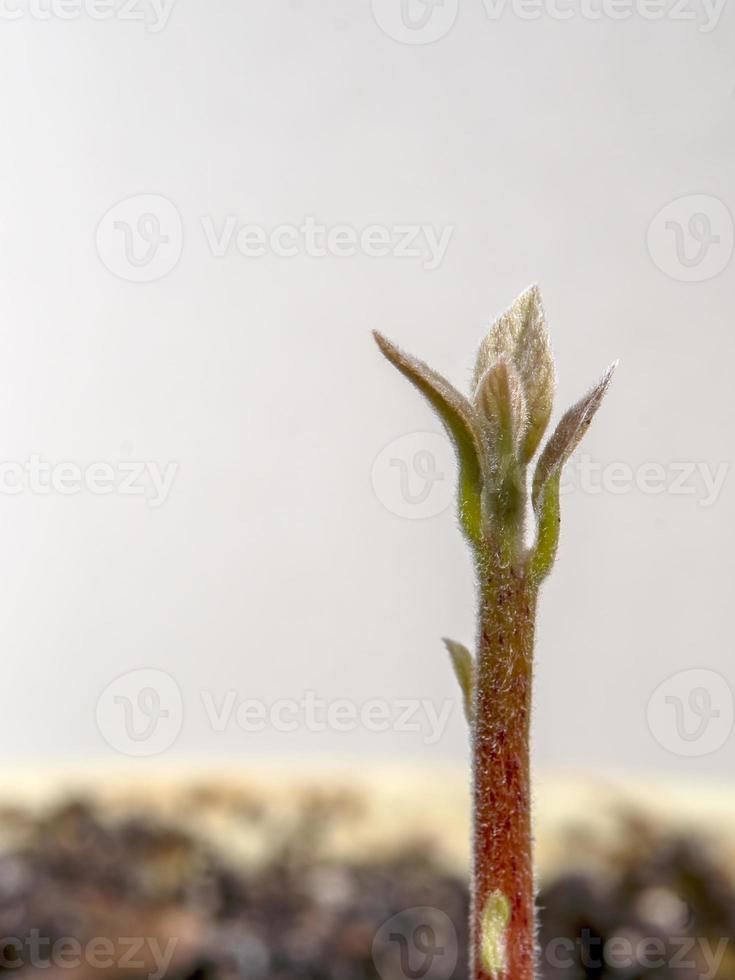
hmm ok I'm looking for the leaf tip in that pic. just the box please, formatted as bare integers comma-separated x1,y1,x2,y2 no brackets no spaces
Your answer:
372,329,392,355
590,358,618,408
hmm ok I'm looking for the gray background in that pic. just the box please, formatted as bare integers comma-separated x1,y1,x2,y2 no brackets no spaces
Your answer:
0,0,733,778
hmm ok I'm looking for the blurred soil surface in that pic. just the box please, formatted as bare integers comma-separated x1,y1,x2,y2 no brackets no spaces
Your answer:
0,775,732,980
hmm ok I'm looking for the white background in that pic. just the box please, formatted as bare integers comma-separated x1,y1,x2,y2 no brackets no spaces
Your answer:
0,0,733,778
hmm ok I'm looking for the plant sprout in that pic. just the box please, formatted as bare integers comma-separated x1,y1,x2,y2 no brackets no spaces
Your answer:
374,286,616,980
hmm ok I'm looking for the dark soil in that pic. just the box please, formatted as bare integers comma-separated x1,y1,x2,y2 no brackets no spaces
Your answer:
0,795,731,980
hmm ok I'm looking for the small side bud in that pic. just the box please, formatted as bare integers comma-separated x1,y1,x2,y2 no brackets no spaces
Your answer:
480,890,511,980
442,638,474,724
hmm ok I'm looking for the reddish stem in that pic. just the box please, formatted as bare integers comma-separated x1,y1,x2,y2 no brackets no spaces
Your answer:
471,563,537,980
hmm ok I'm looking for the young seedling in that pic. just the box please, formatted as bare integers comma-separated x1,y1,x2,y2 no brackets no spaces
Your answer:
374,286,616,980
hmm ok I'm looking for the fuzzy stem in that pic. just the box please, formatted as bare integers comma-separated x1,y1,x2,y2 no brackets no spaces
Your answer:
471,558,538,980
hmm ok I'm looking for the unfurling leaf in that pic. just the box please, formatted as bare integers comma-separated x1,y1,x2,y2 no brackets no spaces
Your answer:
532,361,618,513
373,331,486,546
474,285,555,464
474,356,527,458
529,361,617,583
529,472,561,583
443,638,474,724
481,890,511,980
